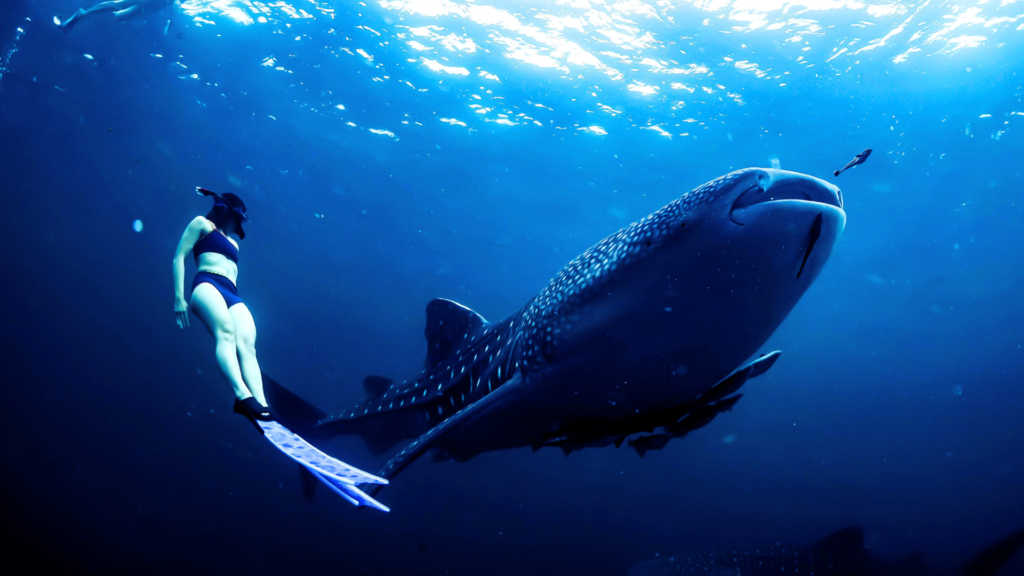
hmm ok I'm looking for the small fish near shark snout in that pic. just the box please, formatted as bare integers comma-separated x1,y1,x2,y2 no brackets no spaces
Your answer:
834,148,872,177
265,168,847,496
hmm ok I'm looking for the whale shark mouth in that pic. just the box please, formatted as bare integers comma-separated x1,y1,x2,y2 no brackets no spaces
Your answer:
728,176,841,278
729,179,842,226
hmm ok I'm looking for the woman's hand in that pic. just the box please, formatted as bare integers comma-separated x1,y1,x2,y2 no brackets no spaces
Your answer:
175,297,190,329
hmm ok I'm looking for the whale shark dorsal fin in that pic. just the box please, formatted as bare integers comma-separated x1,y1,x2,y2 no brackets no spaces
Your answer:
363,375,394,399
815,526,865,556
424,298,488,369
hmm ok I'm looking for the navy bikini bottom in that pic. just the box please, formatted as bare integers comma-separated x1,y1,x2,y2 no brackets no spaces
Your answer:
192,271,243,308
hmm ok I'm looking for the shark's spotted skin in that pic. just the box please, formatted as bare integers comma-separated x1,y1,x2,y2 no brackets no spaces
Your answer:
269,167,847,491
313,301,528,457
319,170,748,435
520,170,747,375
320,303,525,430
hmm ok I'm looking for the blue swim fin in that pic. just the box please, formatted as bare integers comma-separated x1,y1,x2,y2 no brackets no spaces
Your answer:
303,466,390,512
256,420,389,512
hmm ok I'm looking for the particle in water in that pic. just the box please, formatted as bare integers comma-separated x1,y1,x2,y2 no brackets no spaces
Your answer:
133,220,143,232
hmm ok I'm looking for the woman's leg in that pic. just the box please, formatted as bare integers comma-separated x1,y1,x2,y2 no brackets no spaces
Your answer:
229,304,268,407
113,4,145,21
59,1,129,31
190,283,252,401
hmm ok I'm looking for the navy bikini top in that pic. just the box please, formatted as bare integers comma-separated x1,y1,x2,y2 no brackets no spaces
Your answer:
193,227,238,263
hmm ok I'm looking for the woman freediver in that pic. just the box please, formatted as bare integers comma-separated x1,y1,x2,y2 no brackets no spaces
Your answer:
173,188,272,431
170,190,389,509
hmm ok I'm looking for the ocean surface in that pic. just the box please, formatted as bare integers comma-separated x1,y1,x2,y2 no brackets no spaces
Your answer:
2,1,1023,574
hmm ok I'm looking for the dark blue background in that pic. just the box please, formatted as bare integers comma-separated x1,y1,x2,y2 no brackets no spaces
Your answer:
2,1,1022,574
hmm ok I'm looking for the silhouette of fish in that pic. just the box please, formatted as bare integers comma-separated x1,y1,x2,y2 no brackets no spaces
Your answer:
834,148,872,177
267,168,846,494
628,525,1024,576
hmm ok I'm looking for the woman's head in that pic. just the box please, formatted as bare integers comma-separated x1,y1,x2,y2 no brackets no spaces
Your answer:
198,187,247,239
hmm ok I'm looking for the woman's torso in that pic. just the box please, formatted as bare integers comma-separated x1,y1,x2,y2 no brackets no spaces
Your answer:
193,218,239,283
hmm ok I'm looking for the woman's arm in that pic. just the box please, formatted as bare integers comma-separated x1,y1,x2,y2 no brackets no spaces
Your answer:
172,216,207,328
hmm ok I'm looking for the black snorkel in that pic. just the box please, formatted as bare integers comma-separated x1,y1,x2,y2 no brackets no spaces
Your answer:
197,187,248,239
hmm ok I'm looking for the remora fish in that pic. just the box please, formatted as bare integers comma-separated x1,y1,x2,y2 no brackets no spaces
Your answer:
627,525,1024,576
267,168,846,491
834,148,872,177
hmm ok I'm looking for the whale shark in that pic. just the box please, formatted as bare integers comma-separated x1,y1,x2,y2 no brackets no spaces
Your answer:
627,525,1024,576
267,167,846,492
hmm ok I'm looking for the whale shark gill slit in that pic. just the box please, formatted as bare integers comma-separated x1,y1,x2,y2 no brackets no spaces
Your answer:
797,212,824,279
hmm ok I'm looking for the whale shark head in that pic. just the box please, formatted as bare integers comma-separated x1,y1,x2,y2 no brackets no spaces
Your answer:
691,167,845,284
521,167,845,413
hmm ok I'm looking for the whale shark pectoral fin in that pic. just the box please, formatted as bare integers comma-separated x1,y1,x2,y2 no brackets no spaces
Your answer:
627,395,744,457
424,298,489,370
748,350,782,378
665,395,742,436
629,434,673,457
696,351,781,405
374,374,523,487
538,353,778,456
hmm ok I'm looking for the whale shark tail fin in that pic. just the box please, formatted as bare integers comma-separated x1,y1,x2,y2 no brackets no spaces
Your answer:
328,403,433,456
262,374,327,439
958,527,1024,576
263,374,427,456
264,299,498,457
325,298,494,455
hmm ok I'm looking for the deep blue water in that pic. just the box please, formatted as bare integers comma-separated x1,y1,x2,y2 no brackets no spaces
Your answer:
2,0,1023,574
